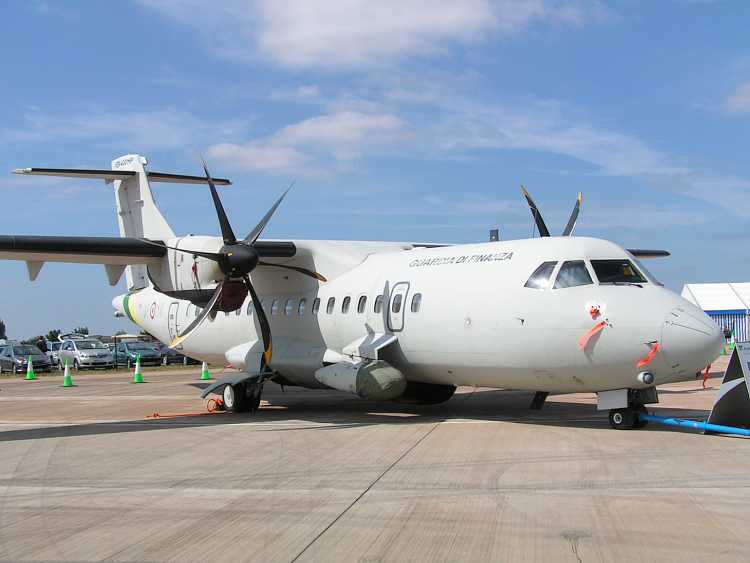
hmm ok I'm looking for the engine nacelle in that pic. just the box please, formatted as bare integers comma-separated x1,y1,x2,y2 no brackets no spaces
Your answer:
147,236,223,301
314,360,407,401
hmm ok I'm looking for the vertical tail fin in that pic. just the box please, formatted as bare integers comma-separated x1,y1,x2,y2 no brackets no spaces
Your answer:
111,155,175,289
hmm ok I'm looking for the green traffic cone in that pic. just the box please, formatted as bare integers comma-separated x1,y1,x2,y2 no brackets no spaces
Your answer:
132,354,144,384
200,361,211,380
62,359,75,387
25,356,36,380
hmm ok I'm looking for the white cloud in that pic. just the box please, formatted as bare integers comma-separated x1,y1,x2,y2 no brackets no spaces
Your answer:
206,110,406,172
273,111,404,160
206,143,308,174
295,85,320,99
138,0,606,69
2,109,250,150
724,80,750,115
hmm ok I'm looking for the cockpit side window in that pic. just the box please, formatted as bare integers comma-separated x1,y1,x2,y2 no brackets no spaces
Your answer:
554,260,593,289
524,261,557,289
590,259,647,284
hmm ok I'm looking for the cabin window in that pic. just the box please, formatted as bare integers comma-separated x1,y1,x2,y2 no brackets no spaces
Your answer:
342,296,351,314
357,295,367,314
392,294,403,313
374,295,384,314
246,301,254,316
554,261,593,289
524,261,557,289
284,298,295,316
590,259,647,284
271,299,280,315
312,298,321,314
298,298,306,315
411,293,422,313
326,297,335,314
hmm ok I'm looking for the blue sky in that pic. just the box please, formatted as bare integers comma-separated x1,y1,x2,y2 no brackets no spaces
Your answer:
1,0,749,338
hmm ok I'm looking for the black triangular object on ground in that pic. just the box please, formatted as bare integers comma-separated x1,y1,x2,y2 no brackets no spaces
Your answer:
706,343,750,431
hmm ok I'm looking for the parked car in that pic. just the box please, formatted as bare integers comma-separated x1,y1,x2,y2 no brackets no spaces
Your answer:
0,344,52,374
152,342,201,365
46,341,62,367
58,339,114,370
114,340,162,368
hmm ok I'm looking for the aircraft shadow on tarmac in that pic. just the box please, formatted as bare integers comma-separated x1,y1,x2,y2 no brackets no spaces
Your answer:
0,386,711,443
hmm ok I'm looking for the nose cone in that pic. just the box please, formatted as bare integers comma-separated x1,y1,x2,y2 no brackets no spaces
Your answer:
112,295,126,317
661,304,723,376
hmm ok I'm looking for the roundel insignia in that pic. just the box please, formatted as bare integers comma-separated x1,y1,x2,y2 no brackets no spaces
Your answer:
149,302,158,320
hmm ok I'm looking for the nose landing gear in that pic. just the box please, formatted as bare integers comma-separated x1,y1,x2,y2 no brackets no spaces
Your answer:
609,405,649,429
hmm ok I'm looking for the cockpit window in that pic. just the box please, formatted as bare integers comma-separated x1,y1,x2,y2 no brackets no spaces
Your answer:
590,259,647,284
554,261,593,289
524,261,557,289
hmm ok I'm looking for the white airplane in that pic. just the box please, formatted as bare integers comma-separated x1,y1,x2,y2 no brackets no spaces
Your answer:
1,154,723,429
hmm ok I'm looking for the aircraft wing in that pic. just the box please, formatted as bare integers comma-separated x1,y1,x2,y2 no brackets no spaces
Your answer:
0,235,166,265
0,235,166,285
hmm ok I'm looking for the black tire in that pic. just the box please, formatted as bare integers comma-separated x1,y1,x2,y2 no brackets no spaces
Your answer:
223,383,250,413
12,364,19,375
609,408,638,430
74,359,81,371
127,358,132,370
249,392,262,412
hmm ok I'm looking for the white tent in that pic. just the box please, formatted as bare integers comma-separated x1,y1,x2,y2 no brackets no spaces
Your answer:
682,283,750,342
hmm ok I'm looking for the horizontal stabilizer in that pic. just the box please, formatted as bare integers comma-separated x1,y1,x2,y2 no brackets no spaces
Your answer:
12,168,231,185
627,249,670,258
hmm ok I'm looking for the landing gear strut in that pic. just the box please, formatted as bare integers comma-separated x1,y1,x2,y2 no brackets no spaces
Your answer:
222,381,263,413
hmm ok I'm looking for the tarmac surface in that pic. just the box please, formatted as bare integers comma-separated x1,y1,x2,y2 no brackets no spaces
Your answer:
0,357,748,562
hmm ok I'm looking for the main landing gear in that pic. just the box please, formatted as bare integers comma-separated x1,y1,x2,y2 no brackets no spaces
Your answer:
222,381,263,413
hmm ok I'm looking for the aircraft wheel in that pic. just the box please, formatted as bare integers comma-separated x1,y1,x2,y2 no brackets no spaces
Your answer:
609,408,638,430
223,383,250,413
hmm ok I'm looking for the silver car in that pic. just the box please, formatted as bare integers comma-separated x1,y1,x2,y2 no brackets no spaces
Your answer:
58,339,114,370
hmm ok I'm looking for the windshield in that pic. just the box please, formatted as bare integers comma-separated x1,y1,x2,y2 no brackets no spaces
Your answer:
127,342,153,350
590,259,647,284
524,261,557,289
77,340,106,350
50,342,61,351
554,261,593,289
13,345,42,355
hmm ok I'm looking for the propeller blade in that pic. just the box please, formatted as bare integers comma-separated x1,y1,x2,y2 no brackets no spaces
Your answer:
258,261,327,282
243,275,272,370
561,192,583,236
521,186,550,237
201,158,237,244
169,280,225,348
242,182,294,245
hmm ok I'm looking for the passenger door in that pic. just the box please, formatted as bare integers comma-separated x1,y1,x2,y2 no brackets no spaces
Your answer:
388,282,410,332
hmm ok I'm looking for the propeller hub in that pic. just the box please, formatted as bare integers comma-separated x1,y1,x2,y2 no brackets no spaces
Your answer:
219,243,259,277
